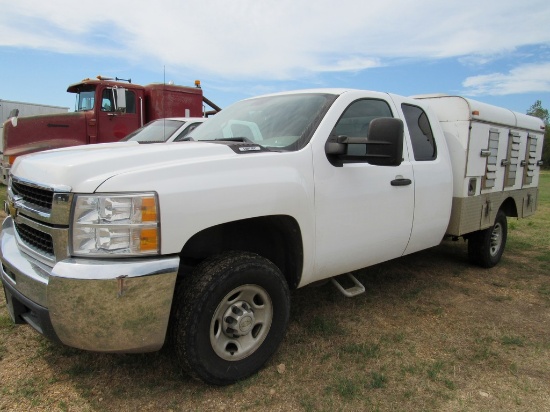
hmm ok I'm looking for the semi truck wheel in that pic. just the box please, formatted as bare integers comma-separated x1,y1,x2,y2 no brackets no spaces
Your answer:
468,210,508,268
170,251,290,385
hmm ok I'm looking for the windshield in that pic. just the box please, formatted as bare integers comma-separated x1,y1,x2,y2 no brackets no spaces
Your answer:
121,119,186,143
76,89,96,112
188,93,336,151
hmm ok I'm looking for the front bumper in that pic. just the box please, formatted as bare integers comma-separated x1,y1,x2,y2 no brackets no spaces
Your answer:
0,216,179,353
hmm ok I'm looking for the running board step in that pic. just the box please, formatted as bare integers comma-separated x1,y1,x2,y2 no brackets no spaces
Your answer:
330,273,365,297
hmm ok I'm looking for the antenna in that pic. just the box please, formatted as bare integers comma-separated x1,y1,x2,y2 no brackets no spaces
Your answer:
163,66,166,138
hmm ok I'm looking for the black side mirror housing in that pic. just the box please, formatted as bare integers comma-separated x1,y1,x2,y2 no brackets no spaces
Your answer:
325,117,404,167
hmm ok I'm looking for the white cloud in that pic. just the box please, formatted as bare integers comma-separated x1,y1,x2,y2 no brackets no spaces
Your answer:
463,62,550,95
1,0,550,79
312,56,382,73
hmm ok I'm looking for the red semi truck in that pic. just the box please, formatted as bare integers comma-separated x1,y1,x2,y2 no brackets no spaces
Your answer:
1,76,221,183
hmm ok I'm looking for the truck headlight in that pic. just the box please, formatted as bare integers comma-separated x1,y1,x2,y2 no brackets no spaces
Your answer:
71,193,160,256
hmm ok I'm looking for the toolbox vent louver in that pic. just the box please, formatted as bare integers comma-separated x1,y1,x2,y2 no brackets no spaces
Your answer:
482,129,500,190
504,132,521,188
523,134,538,186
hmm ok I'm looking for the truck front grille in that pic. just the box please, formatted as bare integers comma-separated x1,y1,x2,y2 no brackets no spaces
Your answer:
12,180,54,210
14,221,55,258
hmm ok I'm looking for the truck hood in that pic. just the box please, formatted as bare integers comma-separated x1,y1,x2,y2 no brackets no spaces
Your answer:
3,112,88,156
11,141,239,193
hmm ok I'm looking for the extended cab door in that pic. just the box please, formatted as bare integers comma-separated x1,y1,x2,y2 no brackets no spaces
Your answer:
391,95,453,255
311,92,414,280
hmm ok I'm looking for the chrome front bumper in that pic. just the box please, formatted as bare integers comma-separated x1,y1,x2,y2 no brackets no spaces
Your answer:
0,216,179,353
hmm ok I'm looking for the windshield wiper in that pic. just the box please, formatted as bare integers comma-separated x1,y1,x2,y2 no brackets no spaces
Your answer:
188,136,275,152
218,136,254,143
217,137,271,151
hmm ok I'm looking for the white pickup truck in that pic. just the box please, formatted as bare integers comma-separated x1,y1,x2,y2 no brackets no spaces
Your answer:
0,89,544,385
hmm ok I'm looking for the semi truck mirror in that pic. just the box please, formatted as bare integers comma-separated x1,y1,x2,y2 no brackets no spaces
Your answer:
115,88,127,112
9,109,19,126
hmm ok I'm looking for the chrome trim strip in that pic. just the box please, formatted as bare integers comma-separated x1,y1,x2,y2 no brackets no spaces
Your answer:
11,175,72,193
52,256,179,280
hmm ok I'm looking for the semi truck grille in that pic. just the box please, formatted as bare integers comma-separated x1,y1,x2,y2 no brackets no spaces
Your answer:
14,221,55,257
12,180,54,210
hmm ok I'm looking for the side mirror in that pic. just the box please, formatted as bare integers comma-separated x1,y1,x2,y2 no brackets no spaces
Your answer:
9,109,20,127
115,88,127,112
325,117,404,167
365,117,404,166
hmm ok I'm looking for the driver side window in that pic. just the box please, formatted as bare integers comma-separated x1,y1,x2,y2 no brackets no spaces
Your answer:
331,99,393,155
101,89,114,112
100,89,136,113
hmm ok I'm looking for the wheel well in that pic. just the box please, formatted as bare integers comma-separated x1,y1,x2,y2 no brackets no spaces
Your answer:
500,197,518,218
178,215,303,289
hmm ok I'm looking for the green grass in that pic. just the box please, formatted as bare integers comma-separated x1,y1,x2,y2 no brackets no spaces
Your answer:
501,336,525,347
333,376,362,399
370,371,388,389
304,315,345,336
0,313,15,329
14,377,43,401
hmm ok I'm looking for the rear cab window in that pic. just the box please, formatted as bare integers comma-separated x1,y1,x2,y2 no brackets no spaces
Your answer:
401,104,437,161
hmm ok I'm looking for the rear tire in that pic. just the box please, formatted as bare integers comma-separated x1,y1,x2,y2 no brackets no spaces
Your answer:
468,210,508,268
170,251,290,385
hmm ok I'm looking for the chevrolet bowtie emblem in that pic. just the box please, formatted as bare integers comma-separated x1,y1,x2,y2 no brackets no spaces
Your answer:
7,202,18,219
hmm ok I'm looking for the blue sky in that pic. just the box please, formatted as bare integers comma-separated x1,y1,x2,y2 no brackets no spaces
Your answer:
1,0,550,115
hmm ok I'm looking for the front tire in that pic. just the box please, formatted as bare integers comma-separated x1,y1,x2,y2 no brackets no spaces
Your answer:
170,251,290,385
468,210,508,268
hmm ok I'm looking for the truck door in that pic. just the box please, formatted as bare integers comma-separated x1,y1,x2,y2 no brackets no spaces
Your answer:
312,96,414,279
397,101,453,255
96,87,141,142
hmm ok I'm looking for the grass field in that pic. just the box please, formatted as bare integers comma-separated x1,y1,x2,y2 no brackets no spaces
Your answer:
0,173,549,411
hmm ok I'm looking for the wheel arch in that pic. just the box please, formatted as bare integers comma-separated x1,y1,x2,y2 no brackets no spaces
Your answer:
499,196,518,218
178,215,304,289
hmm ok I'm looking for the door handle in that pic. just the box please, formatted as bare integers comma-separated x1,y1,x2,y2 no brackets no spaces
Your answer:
391,178,412,186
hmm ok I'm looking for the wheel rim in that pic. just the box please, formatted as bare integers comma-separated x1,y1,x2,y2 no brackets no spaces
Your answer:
210,284,273,361
489,222,503,256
